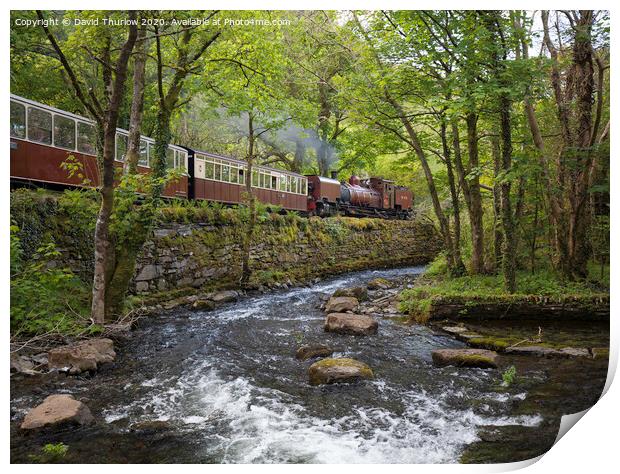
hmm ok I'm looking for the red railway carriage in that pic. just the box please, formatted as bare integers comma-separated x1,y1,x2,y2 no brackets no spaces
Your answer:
10,95,188,199
188,149,307,211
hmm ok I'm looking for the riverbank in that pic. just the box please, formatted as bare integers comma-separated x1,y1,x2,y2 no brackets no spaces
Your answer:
399,264,609,324
10,265,610,464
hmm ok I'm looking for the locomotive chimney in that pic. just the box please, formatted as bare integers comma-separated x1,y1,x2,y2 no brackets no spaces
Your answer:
330,171,338,180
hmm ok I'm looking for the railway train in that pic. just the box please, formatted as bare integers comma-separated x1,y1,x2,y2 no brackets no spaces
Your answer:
10,94,413,219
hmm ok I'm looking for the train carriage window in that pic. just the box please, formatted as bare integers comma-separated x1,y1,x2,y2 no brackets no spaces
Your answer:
271,176,277,189
214,162,221,181
54,115,76,150
252,170,259,187
205,160,214,179
27,107,52,144
286,176,292,193
77,122,96,155
139,140,148,167
178,151,187,170
165,147,174,169
238,168,245,185
222,164,230,182
230,166,239,184
10,101,26,138
115,133,127,161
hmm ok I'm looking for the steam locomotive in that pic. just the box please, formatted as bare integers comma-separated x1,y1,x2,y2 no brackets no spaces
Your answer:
10,94,413,219
306,174,413,219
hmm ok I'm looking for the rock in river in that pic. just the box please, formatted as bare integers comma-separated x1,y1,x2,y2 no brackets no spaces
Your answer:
296,345,334,361
192,299,216,311
48,338,116,374
308,358,374,385
367,277,391,290
325,296,359,313
20,394,94,431
211,290,239,304
432,348,498,369
324,313,378,336
332,286,368,302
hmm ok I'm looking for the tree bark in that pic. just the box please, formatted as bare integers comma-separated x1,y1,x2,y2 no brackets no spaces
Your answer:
240,113,257,285
92,16,138,323
464,113,485,274
125,24,148,174
498,94,517,293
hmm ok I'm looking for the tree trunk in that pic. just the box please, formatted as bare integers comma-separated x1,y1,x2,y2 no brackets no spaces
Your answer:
465,113,485,274
499,94,517,293
491,136,503,272
440,120,464,275
91,19,138,323
125,24,148,174
241,114,257,285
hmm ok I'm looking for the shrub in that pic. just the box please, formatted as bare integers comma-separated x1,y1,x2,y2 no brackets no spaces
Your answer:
10,225,90,337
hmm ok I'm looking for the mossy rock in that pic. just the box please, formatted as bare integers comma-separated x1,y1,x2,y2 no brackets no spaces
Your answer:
333,286,369,302
308,358,374,386
432,349,499,369
367,278,391,290
467,337,511,352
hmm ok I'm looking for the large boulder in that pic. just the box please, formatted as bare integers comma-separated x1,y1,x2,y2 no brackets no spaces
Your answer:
48,338,116,374
332,286,368,302
325,296,359,313
211,290,239,304
324,313,378,336
296,345,334,361
20,394,94,430
432,348,498,368
308,358,374,386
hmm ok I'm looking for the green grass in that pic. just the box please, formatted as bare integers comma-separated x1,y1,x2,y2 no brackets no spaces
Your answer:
400,255,609,323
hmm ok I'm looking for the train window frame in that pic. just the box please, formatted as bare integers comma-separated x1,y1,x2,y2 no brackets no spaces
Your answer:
165,147,174,169
214,162,221,181
222,164,230,182
279,175,286,192
10,100,26,139
238,168,245,185
27,106,53,145
205,160,214,180
138,139,149,167
115,132,128,162
252,170,259,187
53,114,77,151
77,121,97,155
230,166,239,184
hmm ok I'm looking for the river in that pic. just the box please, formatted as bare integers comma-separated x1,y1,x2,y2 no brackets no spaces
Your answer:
10,265,608,463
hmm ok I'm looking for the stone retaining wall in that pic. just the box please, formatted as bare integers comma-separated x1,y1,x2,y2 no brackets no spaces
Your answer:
131,217,442,295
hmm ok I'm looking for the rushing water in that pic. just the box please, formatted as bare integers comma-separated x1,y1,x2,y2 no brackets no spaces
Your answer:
10,266,608,464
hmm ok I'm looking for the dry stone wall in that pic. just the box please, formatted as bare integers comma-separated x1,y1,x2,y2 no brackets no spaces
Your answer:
130,217,442,295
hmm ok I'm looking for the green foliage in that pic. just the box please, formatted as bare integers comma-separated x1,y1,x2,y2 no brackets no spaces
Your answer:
501,366,517,386
400,269,607,323
29,443,69,463
10,225,90,337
